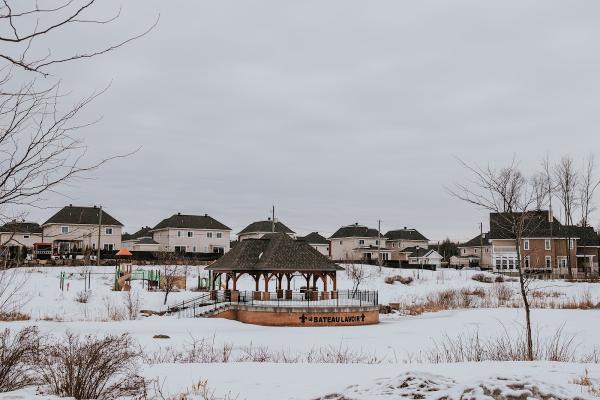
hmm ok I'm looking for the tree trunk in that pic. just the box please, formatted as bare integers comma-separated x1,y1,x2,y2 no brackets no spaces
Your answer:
515,237,533,361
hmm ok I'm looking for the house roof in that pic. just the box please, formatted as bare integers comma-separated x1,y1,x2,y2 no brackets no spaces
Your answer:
566,226,600,247
298,232,329,245
122,226,153,241
403,246,431,258
460,233,491,248
44,205,123,226
0,221,42,234
489,211,572,239
137,237,159,245
330,224,381,239
385,228,428,241
238,220,294,235
207,232,343,273
153,213,231,231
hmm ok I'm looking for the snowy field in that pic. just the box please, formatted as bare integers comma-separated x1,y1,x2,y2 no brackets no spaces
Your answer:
2,264,600,399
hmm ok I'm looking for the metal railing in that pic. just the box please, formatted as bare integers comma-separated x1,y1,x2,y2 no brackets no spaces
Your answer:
168,290,379,318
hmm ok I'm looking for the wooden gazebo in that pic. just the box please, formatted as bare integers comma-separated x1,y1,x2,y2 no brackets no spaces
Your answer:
206,232,344,300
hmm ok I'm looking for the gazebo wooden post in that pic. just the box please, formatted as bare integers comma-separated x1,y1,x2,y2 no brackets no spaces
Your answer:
263,272,270,301
231,272,239,302
252,274,261,301
276,273,283,299
331,272,338,299
285,273,293,299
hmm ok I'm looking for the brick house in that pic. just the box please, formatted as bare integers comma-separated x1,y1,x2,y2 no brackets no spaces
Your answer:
488,210,579,275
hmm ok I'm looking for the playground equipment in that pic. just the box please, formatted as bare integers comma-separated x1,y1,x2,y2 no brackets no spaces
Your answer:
113,266,161,291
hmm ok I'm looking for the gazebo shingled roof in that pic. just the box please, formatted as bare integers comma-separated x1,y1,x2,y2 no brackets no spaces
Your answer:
207,232,343,273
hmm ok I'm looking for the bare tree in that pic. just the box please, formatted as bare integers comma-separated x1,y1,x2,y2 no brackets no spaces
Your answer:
578,154,600,228
532,172,549,211
346,262,373,295
0,326,42,392
553,156,579,277
0,1,155,219
449,159,537,360
0,267,29,317
158,253,187,305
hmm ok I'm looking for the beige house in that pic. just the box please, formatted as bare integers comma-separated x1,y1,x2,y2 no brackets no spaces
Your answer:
122,226,160,252
42,205,123,254
237,219,296,241
385,228,429,261
0,221,43,249
407,247,443,267
457,232,493,268
329,223,390,261
298,232,330,257
151,213,231,254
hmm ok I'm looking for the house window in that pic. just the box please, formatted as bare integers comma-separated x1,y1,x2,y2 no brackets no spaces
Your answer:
216,232,222,238
523,239,529,250
92,243,96,250
103,243,114,251
524,256,530,270
545,256,552,269
207,232,213,238
508,259,515,270
61,226,69,234
105,227,113,235
339,241,342,245
174,245,186,253
545,239,551,251
475,248,478,254
193,246,196,252
558,257,567,268
569,239,575,250
23,235,30,239
187,231,193,238
462,249,466,255
177,231,182,237
502,259,508,270
495,258,501,270
359,239,365,245
485,248,489,253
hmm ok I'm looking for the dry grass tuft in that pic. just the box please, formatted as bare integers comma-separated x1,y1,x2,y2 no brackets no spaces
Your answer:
0,311,30,321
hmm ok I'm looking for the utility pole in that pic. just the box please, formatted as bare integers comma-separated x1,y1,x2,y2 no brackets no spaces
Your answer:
97,205,102,267
271,205,275,233
377,219,382,267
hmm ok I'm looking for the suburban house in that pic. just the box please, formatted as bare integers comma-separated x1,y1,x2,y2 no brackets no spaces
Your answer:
151,213,231,254
568,225,600,275
385,228,429,261
455,233,493,268
122,226,160,252
406,246,443,267
0,221,43,249
42,205,123,254
329,223,390,261
487,210,579,274
298,232,330,257
237,219,296,241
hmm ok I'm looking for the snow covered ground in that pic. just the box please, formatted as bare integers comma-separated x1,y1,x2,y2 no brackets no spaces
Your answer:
2,264,600,399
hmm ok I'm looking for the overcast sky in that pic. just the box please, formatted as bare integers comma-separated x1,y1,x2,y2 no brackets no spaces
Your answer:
15,0,600,241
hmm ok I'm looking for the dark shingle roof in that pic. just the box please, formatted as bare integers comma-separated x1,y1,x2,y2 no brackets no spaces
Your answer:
385,228,428,241
298,232,329,245
44,206,122,226
0,221,42,234
207,232,343,273
330,224,380,239
566,226,600,247
461,233,491,247
403,246,430,258
238,220,294,235
153,214,230,231
489,211,571,239
122,226,153,241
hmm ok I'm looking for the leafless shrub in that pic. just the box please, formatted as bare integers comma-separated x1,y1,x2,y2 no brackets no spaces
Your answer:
75,290,90,304
123,290,141,320
36,333,147,400
494,275,505,283
493,283,514,304
102,296,126,321
0,327,42,392
471,273,494,283
0,311,30,321
145,335,233,364
152,378,238,400
572,369,600,397
422,325,581,363
384,275,413,285
0,269,29,317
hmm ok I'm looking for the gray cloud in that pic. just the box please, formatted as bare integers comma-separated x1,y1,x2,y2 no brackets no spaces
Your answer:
17,0,600,241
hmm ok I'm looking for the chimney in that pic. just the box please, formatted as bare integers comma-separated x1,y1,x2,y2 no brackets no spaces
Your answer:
177,212,181,216
404,226,407,230
204,213,208,217
548,209,553,223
